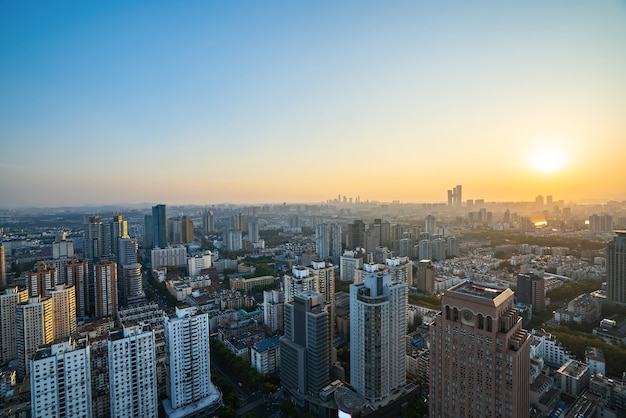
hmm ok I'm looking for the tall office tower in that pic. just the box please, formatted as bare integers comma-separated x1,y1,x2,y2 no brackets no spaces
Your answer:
447,189,454,208
63,256,89,318
535,195,544,207
0,244,5,287
365,222,382,254
280,291,331,400
50,285,77,340
163,306,222,417
117,237,138,267
0,287,28,364
455,185,462,208
399,238,412,258
16,297,54,377
202,210,214,234
607,231,626,307
84,215,104,260
94,260,117,318
415,260,435,294
516,273,546,313
168,217,183,244
315,223,331,260
247,217,259,243
119,263,143,307
181,216,193,244
347,220,365,250
108,326,158,418
350,273,407,402
379,220,391,247
263,289,285,333
27,261,58,298
152,204,168,248
425,215,436,236
503,209,511,224
109,214,129,259
430,281,531,418
143,214,154,248
385,257,413,286
30,339,92,418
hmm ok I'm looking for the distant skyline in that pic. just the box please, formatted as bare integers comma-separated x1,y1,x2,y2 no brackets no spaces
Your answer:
1,1,625,208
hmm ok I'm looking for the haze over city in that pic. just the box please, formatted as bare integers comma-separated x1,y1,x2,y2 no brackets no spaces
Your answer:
1,1,625,208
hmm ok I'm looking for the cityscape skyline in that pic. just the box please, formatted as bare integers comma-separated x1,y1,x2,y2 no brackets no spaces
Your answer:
2,1,626,208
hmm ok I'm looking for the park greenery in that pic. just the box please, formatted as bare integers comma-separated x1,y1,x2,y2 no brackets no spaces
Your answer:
461,231,607,255
546,279,601,305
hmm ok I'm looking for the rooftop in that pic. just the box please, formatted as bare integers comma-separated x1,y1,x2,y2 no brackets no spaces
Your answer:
449,281,506,299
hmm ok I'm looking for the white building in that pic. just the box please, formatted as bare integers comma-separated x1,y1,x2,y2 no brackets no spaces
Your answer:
151,246,187,269
30,340,92,418
163,306,222,418
0,287,28,364
187,253,212,277
384,257,413,286
350,272,407,402
251,336,280,375
263,289,284,333
340,251,364,283
108,325,158,418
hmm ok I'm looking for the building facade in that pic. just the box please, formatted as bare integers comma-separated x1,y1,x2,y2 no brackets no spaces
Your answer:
430,281,531,418
607,231,626,306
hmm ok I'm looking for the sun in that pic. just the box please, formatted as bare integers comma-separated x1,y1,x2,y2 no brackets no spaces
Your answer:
530,146,567,173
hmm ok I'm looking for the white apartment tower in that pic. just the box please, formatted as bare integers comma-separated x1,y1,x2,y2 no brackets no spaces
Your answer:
49,285,77,341
163,306,222,417
350,272,407,402
16,297,54,377
108,326,158,418
94,260,117,318
384,257,413,287
30,340,92,418
0,287,29,364
263,289,285,333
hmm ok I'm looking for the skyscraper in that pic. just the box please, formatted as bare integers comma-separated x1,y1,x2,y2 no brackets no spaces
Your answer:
143,214,154,249
347,220,365,250
49,284,77,340
425,214,436,236
109,214,129,259
16,296,54,377
84,215,104,260
152,204,168,248
163,306,222,417
30,340,92,418
607,231,626,306
0,287,28,364
280,291,330,400
0,244,6,287
350,272,407,401
108,326,158,418
415,260,435,295
94,260,117,318
430,281,530,417
63,256,90,318
27,261,58,298
202,210,214,234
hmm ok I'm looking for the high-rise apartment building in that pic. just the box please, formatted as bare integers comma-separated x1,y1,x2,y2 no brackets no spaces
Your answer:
163,306,222,417
30,339,92,418
108,326,158,418
27,261,58,298
94,260,117,318
84,215,104,260
447,185,463,208
49,285,77,340
607,231,626,307
143,214,154,248
0,244,6,287
152,204,168,248
350,273,407,401
430,281,531,418
16,296,54,377
425,215,436,236
182,215,193,244
109,214,129,258
315,223,342,261
0,287,28,364
202,210,214,234
63,256,90,318
119,263,143,307
280,291,330,400
516,273,546,313
263,289,285,333
384,257,413,287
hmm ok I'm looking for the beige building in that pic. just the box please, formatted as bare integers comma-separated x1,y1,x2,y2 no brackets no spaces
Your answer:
49,284,77,340
16,297,54,377
94,260,117,318
430,281,531,417
27,261,58,298
0,287,28,363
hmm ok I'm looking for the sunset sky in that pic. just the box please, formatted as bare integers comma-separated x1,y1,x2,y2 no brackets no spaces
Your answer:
1,1,625,208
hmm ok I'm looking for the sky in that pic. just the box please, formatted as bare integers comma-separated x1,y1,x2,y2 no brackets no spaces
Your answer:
1,1,625,208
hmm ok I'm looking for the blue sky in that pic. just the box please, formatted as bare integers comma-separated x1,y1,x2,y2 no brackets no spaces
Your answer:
1,1,625,207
